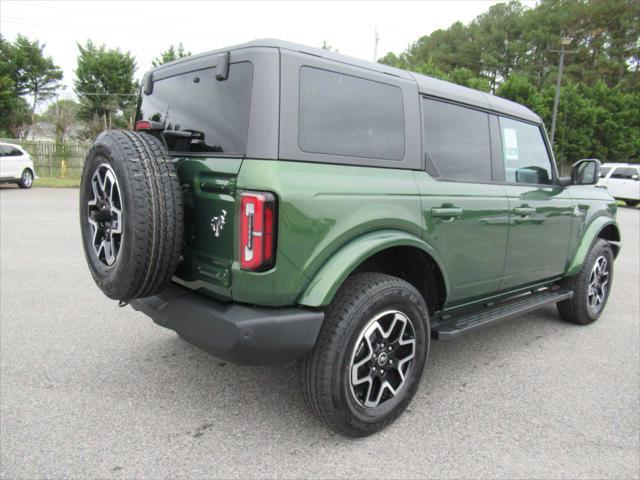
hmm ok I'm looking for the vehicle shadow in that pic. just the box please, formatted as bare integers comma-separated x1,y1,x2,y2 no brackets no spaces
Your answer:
91,304,571,441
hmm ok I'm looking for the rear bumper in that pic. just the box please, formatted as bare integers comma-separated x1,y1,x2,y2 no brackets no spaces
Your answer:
130,284,324,365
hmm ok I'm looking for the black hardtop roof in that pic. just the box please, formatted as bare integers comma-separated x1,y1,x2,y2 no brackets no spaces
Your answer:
150,38,541,124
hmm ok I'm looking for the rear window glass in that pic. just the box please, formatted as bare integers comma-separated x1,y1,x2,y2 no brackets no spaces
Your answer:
299,66,405,160
136,62,253,154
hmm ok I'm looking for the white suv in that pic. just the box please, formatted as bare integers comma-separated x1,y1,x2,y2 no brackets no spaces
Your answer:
598,163,640,206
0,143,36,189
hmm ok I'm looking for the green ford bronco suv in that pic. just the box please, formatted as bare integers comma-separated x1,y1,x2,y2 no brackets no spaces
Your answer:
80,39,621,436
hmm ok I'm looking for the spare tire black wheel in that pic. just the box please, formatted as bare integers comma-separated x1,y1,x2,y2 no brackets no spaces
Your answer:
79,129,184,302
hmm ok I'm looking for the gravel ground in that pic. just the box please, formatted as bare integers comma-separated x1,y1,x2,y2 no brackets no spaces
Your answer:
1,187,638,479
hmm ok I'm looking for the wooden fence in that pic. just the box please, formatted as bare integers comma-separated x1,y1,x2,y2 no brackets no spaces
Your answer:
1,139,90,179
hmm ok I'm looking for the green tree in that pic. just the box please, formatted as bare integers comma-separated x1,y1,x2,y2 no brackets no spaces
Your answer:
42,99,81,142
0,36,20,135
379,0,640,163
11,35,63,120
0,34,63,125
151,43,191,68
74,40,138,133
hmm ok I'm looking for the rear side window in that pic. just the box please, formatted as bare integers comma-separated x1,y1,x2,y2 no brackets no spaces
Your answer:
299,66,405,160
610,167,638,179
499,117,553,185
422,99,492,182
136,62,253,154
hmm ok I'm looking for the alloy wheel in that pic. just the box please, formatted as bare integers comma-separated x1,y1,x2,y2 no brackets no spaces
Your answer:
588,255,609,313
349,310,416,408
87,163,123,266
22,170,33,187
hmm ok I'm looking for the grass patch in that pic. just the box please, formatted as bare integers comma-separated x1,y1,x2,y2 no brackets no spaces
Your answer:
34,177,80,188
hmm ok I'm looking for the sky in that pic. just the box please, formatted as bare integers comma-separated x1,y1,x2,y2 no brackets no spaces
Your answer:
1,0,537,108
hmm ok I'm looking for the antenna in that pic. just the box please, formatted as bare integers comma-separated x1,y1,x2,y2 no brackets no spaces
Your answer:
374,26,380,62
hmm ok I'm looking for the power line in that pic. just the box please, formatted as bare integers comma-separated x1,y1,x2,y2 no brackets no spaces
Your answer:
77,92,138,97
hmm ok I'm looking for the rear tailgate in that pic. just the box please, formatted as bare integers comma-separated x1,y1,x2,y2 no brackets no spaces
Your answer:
136,59,255,301
173,156,241,299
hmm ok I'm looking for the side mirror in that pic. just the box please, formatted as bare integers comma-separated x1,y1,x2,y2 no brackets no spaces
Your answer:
571,159,601,185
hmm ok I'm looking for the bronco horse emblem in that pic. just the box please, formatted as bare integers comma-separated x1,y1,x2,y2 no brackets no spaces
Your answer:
211,210,227,238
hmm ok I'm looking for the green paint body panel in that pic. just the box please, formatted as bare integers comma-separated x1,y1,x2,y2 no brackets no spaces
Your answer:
170,156,618,311
298,229,450,307
413,173,510,304
564,185,620,276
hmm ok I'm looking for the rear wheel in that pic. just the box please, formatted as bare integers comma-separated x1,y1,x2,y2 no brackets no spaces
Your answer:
300,273,429,437
558,238,614,325
17,169,33,188
79,130,184,302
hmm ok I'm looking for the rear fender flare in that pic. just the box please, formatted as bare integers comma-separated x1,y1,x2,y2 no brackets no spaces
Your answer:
297,230,449,307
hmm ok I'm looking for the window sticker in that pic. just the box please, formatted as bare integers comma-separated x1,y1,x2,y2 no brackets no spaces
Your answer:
503,128,519,161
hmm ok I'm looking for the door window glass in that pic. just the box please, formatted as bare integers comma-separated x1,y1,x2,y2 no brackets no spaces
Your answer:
499,117,553,185
422,99,492,181
0,145,13,157
610,167,637,179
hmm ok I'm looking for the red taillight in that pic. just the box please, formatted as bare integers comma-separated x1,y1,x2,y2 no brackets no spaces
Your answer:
135,120,152,131
240,192,276,271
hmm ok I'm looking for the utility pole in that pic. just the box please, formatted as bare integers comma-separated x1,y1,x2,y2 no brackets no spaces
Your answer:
373,26,379,62
549,36,577,146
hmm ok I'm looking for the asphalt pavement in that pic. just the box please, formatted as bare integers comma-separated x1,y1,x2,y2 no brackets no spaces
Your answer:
1,186,638,479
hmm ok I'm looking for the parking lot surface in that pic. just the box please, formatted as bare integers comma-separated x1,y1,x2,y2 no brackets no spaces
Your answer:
1,187,638,479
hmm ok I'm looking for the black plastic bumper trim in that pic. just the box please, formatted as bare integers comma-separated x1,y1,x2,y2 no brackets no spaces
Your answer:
130,284,324,365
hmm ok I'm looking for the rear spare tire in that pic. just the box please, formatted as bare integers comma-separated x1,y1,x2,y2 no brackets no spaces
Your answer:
79,129,184,301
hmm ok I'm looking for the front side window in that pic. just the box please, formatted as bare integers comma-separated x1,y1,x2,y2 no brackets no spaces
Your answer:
600,166,612,178
422,99,492,182
136,62,253,154
500,117,553,185
299,66,405,160
0,146,21,157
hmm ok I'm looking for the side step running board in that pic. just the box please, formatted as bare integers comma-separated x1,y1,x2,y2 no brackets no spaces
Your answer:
432,288,574,340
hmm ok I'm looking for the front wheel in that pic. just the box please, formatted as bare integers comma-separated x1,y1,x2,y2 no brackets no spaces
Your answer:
18,169,33,189
624,200,639,207
558,238,614,325
300,273,430,437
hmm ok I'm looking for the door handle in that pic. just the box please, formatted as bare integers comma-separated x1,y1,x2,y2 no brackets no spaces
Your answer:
514,206,536,216
431,207,463,218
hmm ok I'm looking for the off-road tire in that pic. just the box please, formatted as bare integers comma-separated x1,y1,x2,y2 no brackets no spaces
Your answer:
17,169,33,188
79,129,184,301
300,273,430,437
557,238,614,325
